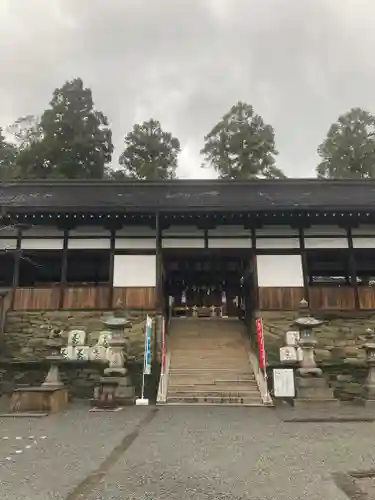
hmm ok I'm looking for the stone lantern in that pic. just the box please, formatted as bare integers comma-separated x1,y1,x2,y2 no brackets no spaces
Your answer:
292,299,337,407
363,340,375,405
92,316,135,409
42,338,65,388
293,302,324,376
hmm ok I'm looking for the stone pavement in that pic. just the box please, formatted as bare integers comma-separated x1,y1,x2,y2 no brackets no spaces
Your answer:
1,403,375,499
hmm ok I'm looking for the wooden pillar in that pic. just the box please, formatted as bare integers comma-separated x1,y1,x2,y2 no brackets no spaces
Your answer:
11,228,22,310
108,229,116,309
155,212,163,313
299,227,310,304
347,227,359,310
250,228,259,312
59,229,68,310
204,229,208,249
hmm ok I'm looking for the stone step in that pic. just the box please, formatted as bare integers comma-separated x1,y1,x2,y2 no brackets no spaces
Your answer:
167,395,262,405
169,382,256,389
169,368,253,373
168,388,259,397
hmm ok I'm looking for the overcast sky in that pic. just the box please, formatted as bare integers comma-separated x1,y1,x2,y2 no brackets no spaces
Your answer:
1,0,374,178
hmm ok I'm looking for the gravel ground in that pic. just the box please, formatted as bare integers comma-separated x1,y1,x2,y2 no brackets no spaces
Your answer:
0,402,154,500
85,406,373,500
2,404,375,499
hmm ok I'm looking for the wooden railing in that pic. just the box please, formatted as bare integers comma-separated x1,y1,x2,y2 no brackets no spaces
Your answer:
11,286,156,310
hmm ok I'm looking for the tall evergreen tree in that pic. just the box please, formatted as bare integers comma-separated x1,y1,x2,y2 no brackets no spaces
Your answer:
0,127,17,179
201,101,285,179
317,107,375,179
13,78,113,179
118,119,181,180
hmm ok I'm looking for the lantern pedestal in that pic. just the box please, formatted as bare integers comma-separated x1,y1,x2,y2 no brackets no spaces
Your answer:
91,316,135,409
362,342,375,408
293,303,338,408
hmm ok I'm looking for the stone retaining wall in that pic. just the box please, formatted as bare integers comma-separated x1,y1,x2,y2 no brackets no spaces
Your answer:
2,310,156,361
261,310,375,363
262,310,375,401
0,309,160,401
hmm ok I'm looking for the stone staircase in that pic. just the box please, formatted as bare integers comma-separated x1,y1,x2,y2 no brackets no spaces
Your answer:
166,318,263,405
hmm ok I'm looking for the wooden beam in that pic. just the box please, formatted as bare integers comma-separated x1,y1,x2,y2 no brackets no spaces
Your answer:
11,228,22,310
299,227,310,304
59,229,69,310
155,212,163,313
347,227,359,309
108,229,116,309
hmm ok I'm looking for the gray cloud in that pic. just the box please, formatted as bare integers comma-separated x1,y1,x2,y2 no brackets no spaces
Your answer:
1,0,375,178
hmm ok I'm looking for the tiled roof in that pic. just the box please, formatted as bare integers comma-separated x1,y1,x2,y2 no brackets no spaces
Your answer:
0,179,374,212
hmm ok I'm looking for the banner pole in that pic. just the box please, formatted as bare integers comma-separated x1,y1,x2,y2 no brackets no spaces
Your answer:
136,315,151,405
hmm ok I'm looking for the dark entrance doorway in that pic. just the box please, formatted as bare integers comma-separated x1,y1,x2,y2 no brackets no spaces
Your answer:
162,249,251,318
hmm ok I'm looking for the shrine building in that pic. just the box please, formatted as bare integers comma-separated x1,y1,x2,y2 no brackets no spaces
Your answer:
1,178,375,315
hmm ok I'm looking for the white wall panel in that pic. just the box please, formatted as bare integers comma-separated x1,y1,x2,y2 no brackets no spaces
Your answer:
352,226,375,236
353,237,375,249
22,227,64,237
208,226,251,237
114,254,156,287
208,238,250,248
257,255,304,287
21,238,63,250
116,227,156,237
304,225,346,236
256,238,300,249
68,238,110,249
304,237,348,249
69,226,110,237
255,226,298,236
115,238,156,249
163,226,204,237
0,239,16,250
0,228,17,237
162,238,204,248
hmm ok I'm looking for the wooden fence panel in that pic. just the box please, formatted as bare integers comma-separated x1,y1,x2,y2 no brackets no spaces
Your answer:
13,288,60,310
308,286,355,310
112,287,156,309
259,287,305,310
62,287,110,309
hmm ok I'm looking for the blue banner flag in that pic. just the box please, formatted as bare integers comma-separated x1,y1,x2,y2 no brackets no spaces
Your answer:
144,315,152,375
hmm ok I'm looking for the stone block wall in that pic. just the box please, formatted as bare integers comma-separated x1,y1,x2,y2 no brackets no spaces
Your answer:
261,311,375,363
0,309,159,399
2,309,156,361
262,310,375,401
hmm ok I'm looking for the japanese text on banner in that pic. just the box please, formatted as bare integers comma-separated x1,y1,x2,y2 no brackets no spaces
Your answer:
144,315,152,375
256,318,266,370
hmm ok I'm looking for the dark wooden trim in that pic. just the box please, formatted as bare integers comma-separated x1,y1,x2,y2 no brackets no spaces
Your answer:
251,228,256,250
108,229,116,308
11,229,22,310
161,248,251,257
155,213,163,313
114,249,156,255
347,227,360,309
204,229,208,249
251,250,259,311
299,228,310,304
59,229,69,309
255,249,302,255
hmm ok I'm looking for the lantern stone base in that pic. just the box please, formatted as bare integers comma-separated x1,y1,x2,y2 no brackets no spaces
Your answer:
10,387,69,414
294,374,338,408
363,399,375,409
91,376,135,408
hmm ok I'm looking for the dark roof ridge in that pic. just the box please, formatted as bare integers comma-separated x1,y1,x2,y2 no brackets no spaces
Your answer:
2,178,375,187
